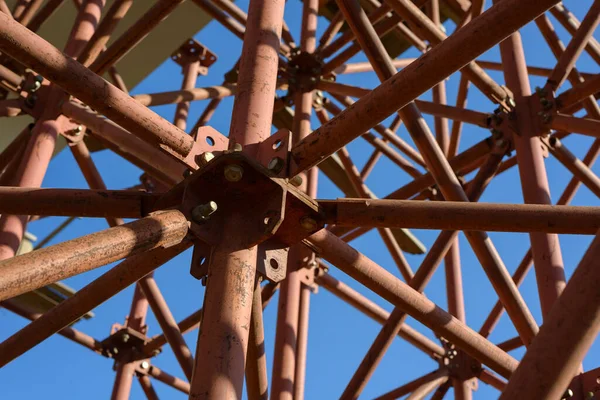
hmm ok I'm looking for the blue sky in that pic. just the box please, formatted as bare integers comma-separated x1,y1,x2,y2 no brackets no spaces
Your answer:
1,1,599,399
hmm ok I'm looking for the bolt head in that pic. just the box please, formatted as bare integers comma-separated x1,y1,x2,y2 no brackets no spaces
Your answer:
121,333,130,343
268,157,285,174
224,164,243,182
198,152,214,165
141,361,149,369
73,125,83,136
192,201,218,223
300,216,318,231
232,143,243,152
289,175,303,187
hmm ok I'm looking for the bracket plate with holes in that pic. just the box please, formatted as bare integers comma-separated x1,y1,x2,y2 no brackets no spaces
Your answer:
438,337,482,382
171,38,217,76
99,326,150,362
154,151,324,282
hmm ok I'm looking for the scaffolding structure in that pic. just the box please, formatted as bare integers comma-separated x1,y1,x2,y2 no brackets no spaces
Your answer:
0,0,600,398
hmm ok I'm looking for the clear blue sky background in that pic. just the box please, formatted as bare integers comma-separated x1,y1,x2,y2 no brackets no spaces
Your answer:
1,1,599,398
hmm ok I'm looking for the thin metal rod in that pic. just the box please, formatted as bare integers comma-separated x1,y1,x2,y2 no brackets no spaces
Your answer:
173,60,200,131
147,365,190,394
373,369,450,400
138,375,160,400
34,216,77,250
0,241,191,367
557,73,600,111
1,299,103,354
294,282,311,400
245,279,269,400
133,85,235,107
139,275,194,381
0,210,188,302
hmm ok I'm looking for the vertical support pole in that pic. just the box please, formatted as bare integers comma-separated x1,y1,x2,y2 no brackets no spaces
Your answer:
189,1,285,399
174,59,201,131
271,1,317,398
497,29,566,317
444,243,472,400
111,285,149,400
428,0,449,156
294,282,311,400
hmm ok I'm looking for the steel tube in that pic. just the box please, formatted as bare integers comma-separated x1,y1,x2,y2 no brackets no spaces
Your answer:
0,98,23,117
139,275,194,380
373,369,450,400
133,85,236,107
148,365,190,394
290,0,562,174
557,73,600,111
0,13,195,158
306,230,518,379
174,60,201,131
0,241,191,367
496,336,523,353
498,29,567,318
294,283,311,400
27,0,67,32
500,229,600,399
0,187,158,218
245,280,269,400
319,199,600,234
550,114,600,138
1,299,103,354
547,137,600,199
405,375,448,399
138,375,159,400
0,210,188,302
0,125,31,173
550,3,600,65
479,369,507,391
189,0,284,397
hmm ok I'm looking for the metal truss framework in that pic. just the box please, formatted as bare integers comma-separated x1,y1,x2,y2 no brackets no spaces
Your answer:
0,0,599,398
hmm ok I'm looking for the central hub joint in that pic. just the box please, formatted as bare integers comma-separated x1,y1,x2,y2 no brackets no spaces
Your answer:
286,49,324,93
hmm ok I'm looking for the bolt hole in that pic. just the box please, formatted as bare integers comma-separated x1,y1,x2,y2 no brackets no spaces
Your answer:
264,216,271,225
596,377,600,385
269,258,279,270
205,136,215,146
272,139,282,150
199,257,206,266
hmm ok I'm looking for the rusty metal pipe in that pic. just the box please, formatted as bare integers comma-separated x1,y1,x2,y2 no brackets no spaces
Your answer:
319,199,600,234
0,210,188,302
245,280,269,400
139,275,195,380
557,73,600,111
550,114,600,138
0,187,159,218
1,299,103,354
173,60,201,131
0,241,191,367
147,364,190,394
138,375,159,400
133,85,236,107
373,369,450,400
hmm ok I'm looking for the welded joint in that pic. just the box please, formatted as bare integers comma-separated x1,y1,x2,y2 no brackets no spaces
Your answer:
438,336,482,386
286,50,324,93
298,256,319,293
170,38,217,76
100,325,156,362
564,366,600,399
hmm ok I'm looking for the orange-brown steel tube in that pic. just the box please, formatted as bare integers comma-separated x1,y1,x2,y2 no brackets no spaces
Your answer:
0,241,191,367
0,210,189,302
147,365,190,394
0,187,158,218
373,369,450,400
133,85,236,107
245,280,269,400
320,199,600,234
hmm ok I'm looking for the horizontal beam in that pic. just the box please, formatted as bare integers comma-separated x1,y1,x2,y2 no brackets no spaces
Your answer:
0,187,160,218
0,210,188,302
132,85,236,107
319,199,600,234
